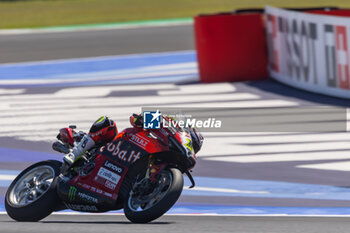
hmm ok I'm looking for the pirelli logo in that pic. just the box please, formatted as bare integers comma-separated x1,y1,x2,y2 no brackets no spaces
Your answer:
266,7,350,96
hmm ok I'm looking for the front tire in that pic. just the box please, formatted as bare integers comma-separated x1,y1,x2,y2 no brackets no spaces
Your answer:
5,160,62,222
124,168,183,223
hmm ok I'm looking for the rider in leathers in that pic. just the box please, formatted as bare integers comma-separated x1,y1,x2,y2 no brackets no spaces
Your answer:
63,114,142,166
63,114,203,167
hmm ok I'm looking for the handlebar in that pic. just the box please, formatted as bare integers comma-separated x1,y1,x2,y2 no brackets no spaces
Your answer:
52,141,70,154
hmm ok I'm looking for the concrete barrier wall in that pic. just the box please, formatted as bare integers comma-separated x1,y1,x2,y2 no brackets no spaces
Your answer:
194,13,268,83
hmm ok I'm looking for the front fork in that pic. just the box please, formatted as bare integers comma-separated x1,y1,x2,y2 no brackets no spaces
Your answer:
146,156,167,182
146,155,195,188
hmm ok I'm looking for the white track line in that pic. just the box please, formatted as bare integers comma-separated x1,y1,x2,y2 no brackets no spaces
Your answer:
298,161,350,171
205,150,350,163
0,20,193,36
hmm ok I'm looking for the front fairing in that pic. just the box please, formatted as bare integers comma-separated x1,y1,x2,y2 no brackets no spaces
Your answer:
173,130,196,160
123,127,170,154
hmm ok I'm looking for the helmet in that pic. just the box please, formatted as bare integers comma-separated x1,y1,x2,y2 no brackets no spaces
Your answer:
88,116,118,144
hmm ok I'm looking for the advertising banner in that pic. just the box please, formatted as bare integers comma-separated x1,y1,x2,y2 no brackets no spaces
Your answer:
266,6,350,99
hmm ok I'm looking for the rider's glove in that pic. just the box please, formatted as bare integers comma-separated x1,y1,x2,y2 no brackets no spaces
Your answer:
130,113,143,127
63,134,95,166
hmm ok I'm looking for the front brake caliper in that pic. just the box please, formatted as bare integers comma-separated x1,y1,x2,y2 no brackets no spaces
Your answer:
149,164,166,182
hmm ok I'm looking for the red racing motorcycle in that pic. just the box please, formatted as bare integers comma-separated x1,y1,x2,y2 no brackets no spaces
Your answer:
5,116,203,223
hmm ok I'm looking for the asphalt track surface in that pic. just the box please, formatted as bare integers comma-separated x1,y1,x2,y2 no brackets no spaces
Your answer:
0,25,194,63
2,24,350,231
2,214,350,233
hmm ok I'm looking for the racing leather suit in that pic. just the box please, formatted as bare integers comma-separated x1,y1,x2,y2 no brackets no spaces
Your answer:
63,113,202,165
63,116,117,165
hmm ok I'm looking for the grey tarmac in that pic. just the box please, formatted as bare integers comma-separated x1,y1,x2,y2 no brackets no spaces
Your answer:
0,25,194,63
1,214,350,233
1,23,350,232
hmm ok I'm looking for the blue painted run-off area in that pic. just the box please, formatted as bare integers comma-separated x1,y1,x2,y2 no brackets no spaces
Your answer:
0,51,198,86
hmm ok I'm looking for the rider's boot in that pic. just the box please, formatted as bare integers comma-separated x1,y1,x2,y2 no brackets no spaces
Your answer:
63,134,95,166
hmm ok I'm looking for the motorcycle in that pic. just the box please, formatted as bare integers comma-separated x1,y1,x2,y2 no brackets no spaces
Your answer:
5,115,203,223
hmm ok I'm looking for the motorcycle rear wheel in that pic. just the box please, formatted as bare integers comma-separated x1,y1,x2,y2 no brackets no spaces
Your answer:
5,160,62,222
124,167,183,223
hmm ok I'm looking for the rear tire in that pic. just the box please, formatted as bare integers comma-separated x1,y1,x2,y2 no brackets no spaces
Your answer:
5,160,62,222
124,168,183,223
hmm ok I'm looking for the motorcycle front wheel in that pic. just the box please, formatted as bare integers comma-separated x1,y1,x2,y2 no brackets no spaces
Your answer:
124,167,183,223
5,160,62,222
